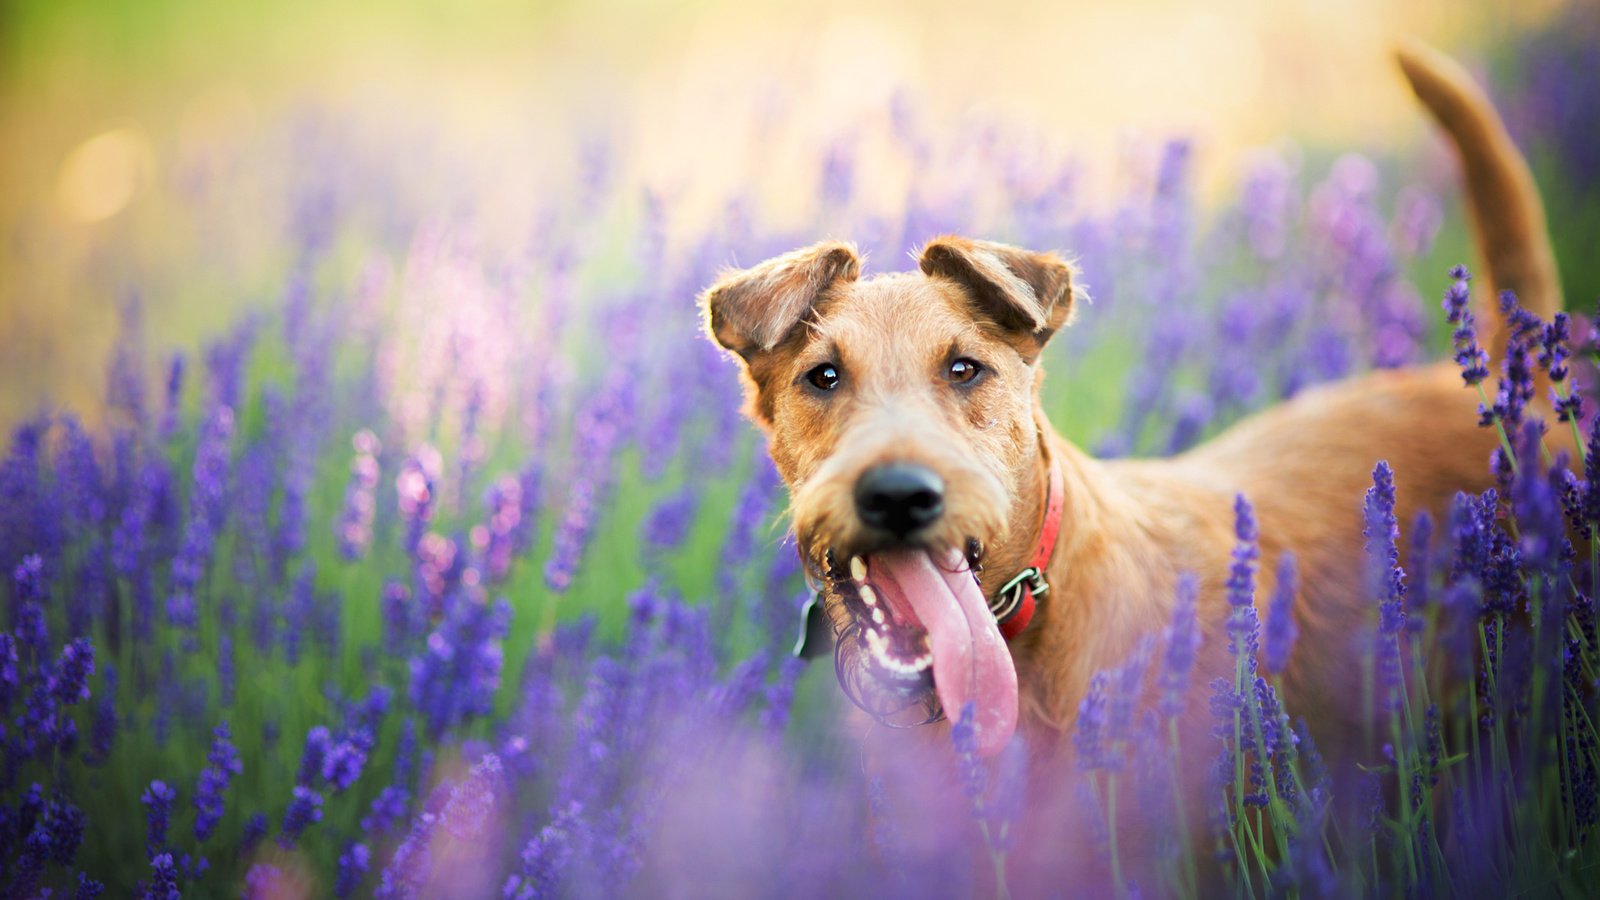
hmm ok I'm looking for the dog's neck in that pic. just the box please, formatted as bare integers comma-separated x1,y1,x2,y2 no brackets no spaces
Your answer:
997,403,1170,734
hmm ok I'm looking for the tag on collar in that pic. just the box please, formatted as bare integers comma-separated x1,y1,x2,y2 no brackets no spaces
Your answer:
793,590,835,660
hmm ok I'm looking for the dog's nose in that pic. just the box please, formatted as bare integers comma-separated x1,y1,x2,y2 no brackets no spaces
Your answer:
855,463,945,539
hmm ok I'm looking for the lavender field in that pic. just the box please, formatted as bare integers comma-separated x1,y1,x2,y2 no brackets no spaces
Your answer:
3,4,1600,897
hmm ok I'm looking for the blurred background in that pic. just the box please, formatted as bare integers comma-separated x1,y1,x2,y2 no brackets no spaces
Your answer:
0,0,1588,433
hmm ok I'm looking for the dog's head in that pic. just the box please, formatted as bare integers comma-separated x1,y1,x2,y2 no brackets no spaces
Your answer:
701,236,1077,754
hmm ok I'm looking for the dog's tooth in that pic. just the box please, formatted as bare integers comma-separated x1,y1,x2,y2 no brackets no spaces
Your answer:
850,555,867,582
859,584,877,607
871,607,885,625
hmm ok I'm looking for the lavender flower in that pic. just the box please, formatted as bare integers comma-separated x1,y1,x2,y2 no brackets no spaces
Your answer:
1442,265,1489,385
1488,290,1542,430
952,701,989,804
480,474,523,583
641,486,698,559
141,852,180,900
362,785,411,838
279,785,324,847
1075,672,1114,772
239,811,269,856
243,863,285,899
166,404,235,634
338,429,383,559
141,780,175,858
322,738,369,792
1263,553,1300,676
376,809,437,899
297,725,333,786
1225,494,1261,662
49,638,94,705
1364,461,1407,709
507,803,580,899
1164,570,1209,704
193,721,242,842
158,353,186,441
443,753,503,840
337,842,371,898
397,446,441,559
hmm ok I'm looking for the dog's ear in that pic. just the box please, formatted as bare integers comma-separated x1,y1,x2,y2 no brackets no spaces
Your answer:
701,241,862,360
918,236,1077,351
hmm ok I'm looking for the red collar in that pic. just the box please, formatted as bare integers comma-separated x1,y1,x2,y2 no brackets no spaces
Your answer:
988,459,1064,639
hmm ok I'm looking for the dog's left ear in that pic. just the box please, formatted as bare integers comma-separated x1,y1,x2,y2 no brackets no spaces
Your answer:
918,236,1077,353
701,241,862,361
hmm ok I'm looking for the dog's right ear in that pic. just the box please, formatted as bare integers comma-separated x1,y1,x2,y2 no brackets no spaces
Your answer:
918,236,1076,357
701,241,862,361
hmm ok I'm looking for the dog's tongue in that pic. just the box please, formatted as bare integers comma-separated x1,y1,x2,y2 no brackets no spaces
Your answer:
870,547,1018,756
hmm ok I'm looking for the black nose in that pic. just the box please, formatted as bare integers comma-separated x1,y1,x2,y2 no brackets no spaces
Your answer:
855,463,945,539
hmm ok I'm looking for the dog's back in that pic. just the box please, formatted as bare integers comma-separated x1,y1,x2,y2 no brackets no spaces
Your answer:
1112,40,1570,766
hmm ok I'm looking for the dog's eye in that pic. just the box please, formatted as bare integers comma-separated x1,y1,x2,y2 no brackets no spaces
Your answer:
806,363,841,391
946,358,984,385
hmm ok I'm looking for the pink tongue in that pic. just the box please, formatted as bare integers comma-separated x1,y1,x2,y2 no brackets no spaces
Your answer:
871,547,1018,756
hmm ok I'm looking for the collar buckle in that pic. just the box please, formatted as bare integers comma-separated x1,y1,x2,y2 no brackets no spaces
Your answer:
989,566,1048,623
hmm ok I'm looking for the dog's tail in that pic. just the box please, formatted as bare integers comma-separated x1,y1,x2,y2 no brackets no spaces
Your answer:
1396,38,1562,354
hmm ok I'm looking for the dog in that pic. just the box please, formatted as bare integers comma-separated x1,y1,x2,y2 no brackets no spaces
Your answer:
699,39,1565,859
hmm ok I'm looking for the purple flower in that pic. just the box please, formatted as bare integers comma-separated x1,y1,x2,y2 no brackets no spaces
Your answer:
409,592,512,740
18,791,87,867
1225,495,1262,662
49,637,94,705
1406,512,1435,628
397,446,441,559
218,634,235,706
507,803,580,899
141,852,181,900
76,872,105,899
283,568,317,665
1487,290,1541,430
280,785,324,847
244,863,285,900
1582,417,1600,532
1263,553,1300,676
297,725,333,786
337,842,371,898
376,809,438,899
194,721,241,842
952,701,989,805
641,486,698,559
322,738,369,792
159,353,186,441
1365,461,1406,635
1442,265,1489,386
1,632,20,713
443,753,503,840
361,785,411,838
239,811,269,856
1364,462,1407,709
142,780,175,858
1159,573,1201,717
989,736,1029,853
480,474,523,583
337,429,383,560
166,405,235,634
382,579,418,655
1074,672,1114,772
15,554,49,656
1540,311,1572,383
543,370,634,592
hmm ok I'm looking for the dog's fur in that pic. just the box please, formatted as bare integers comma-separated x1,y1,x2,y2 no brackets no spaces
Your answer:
701,40,1566,862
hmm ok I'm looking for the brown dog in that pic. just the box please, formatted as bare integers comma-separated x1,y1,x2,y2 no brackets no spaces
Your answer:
701,40,1563,814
